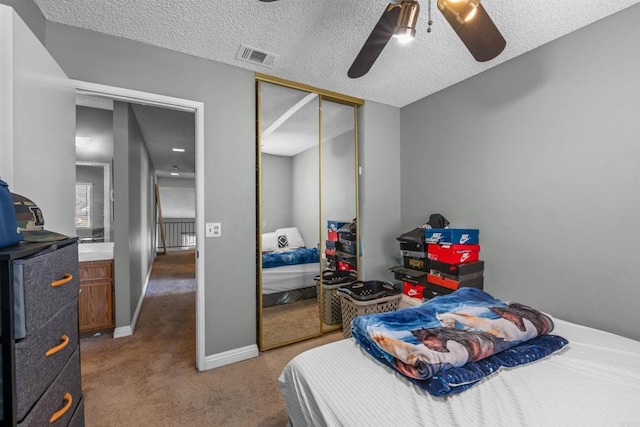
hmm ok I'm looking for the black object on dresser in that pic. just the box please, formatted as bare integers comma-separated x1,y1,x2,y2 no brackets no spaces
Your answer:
1,239,84,426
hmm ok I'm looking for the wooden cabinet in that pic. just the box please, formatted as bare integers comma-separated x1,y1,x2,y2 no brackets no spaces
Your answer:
78,260,114,334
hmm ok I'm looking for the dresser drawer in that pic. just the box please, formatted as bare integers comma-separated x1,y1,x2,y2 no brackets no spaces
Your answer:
67,395,85,427
15,299,79,420
13,242,79,337
18,348,82,427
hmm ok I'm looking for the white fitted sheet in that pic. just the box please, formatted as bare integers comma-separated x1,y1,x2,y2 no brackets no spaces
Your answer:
279,318,640,426
262,262,320,294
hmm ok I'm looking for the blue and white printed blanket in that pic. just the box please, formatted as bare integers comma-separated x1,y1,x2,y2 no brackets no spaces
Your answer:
351,288,568,396
262,247,319,269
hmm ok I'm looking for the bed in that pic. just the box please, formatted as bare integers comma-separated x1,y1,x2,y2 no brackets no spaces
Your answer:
279,289,640,426
261,227,320,307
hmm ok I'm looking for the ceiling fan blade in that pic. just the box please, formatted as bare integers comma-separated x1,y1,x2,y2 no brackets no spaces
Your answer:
440,3,506,62
348,4,401,79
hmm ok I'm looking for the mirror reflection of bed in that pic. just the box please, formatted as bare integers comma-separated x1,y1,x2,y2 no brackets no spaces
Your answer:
260,228,321,347
257,77,361,350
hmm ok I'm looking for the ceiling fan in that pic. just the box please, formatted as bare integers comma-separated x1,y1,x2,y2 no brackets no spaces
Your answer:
259,0,506,78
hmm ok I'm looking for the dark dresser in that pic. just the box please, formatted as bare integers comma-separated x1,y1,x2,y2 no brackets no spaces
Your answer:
1,239,84,426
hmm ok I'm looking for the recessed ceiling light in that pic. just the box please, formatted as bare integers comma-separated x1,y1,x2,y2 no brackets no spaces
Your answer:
172,148,185,152
171,172,180,176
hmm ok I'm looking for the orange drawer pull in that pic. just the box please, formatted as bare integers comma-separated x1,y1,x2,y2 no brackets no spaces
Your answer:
51,273,73,287
45,335,70,357
49,392,73,424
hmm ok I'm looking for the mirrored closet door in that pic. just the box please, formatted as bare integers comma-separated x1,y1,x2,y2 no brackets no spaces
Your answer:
257,75,363,350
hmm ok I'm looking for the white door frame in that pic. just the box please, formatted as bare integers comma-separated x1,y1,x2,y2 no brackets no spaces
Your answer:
73,79,206,371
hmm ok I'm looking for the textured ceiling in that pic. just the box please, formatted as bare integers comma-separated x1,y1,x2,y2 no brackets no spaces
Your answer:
131,104,196,179
54,1,640,177
36,0,640,108
260,82,355,156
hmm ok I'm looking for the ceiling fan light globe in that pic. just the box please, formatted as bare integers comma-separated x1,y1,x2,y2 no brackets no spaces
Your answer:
393,1,420,39
393,28,416,43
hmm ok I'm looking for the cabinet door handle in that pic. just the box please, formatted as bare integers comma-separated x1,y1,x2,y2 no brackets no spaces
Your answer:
51,273,73,287
49,392,73,423
45,335,70,357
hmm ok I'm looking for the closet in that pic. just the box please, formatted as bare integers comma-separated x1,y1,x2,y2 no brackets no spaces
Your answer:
256,75,363,350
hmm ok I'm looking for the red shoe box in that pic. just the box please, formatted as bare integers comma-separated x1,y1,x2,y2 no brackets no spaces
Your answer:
403,282,425,299
427,244,480,264
338,260,356,272
327,230,338,241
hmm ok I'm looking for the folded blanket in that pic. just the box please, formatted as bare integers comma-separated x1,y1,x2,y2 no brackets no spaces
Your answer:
351,288,568,395
262,247,319,269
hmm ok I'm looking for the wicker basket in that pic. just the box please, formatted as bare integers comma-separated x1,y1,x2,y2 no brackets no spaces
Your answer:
337,281,401,338
316,270,357,325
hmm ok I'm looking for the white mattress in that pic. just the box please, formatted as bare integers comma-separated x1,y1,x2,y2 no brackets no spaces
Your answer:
262,262,320,294
279,318,640,426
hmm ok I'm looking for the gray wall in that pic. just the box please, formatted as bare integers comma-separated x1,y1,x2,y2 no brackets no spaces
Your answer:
75,106,114,164
291,146,320,248
400,5,640,340
0,0,45,44
157,177,195,219
261,154,293,233
322,131,357,228
0,4,76,238
113,102,156,328
288,133,358,249
158,186,195,219
359,102,402,281
45,22,256,355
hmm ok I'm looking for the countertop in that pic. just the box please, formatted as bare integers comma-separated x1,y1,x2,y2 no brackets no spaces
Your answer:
78,242,114,262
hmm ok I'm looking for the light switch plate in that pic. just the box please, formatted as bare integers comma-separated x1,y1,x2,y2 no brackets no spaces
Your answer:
206,222,221,237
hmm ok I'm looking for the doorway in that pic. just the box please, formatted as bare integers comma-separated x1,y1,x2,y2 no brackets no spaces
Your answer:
73,79,207,371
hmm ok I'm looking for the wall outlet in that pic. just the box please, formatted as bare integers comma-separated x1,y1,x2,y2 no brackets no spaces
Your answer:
206,222,221,237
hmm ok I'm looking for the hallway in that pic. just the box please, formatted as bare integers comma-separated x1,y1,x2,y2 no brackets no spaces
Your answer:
79,250,198,425
79,250,341,426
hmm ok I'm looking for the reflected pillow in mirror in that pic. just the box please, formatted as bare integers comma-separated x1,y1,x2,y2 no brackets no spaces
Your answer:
262,232,279,252
275,227,305,248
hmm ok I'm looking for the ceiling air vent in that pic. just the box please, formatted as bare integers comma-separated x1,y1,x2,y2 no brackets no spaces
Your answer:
236,44,277,67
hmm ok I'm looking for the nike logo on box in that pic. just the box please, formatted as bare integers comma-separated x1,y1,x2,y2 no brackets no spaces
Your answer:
460,234,470,244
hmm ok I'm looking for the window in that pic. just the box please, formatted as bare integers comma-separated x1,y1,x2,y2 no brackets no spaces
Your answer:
76,183,92,228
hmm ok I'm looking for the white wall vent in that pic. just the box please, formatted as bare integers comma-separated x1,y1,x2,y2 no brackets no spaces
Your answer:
236,44,277,67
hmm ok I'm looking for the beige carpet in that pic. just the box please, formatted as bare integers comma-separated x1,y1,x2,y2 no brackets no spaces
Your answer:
80,250,343,426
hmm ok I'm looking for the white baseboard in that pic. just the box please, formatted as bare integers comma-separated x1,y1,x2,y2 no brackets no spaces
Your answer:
113,264,153,339
202,345,259,371
113,326,132,338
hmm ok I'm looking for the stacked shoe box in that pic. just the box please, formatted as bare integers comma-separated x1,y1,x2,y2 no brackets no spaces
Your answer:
325,220,347,270
424,228,484,294
336,220,358,273
390,233,432,301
